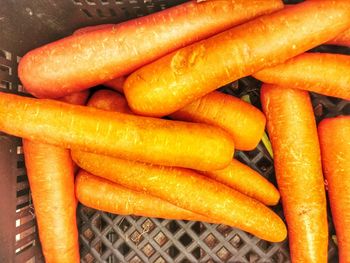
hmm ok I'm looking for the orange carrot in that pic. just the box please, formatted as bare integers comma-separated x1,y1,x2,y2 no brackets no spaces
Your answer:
18,0,283,98
169,91,266,151
104,76,126,94
261,84,328,262
76,170,220,223
124,0,350,117
23,141,79,263
58,90,90,105
88,89,278,205
318,116,350,263
73,24,114,35
254,53,350,100
72,150,286,242
327,28,350,47
202,159,280,206
0,92,234,170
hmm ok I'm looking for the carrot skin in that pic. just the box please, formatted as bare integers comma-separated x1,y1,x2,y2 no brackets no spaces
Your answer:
0,92,234,171
23,141,79,263
202,159,280,206
327,28,350,47
318,116,350,263
18,0,283,98
104,76,126,94
254,53,350,100
169,91,266,151
261,85,328,262
58,90,90,105
76,170,219,223
88,90,132,114
124,0,350,117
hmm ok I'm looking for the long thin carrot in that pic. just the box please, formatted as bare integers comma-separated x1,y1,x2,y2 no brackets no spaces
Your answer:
327,28,350,47
124,0,350,117
88,89,278,205
72,149,286,242
254,53,350,100
0,92,234,170
77,170,219,223
261,84,328,262
202,159,280,206
18,0,283,99
318,116,350,263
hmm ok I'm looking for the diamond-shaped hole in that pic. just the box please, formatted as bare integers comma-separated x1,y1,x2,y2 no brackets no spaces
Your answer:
93,240,102,255
217,247,232,262
230,234,245,249
142,243,155,257
256,156,272,173
118,218,131,232
179,233,193,247
168,245,180,259
191,221,206,235
106,229,117,244
272,250,287,263
216,224,232,238
166,221,180,234
141,218,155,233
191,247,202,260
154,231,168,246
100,215,111,232
154,256,166,263
118,242,131,256
257,239,273,253
101,242,109,256
130,255,142,263
83,227,95,243
245,250,261,263
130,230,144,244
204,233,219,249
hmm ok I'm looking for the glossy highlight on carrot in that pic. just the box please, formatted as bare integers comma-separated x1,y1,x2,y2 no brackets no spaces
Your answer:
254,53,350,100
76,170,218,223
0,92,234,170
18,0,283,98
318,116,350,263
261,84,328,262
124,0,350,117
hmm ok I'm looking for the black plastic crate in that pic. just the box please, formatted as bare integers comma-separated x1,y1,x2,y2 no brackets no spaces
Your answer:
0,1,349,262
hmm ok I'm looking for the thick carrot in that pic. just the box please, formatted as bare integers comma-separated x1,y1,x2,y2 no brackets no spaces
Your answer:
18,0,283,99
327,28,350,47
0,92,234,170
318,116,350,263
261,84,328,262
254,53,350,100
72,149,286,242
202,159,280,206
169,91,266,151
76,170,220,223
88,89,277,205
104,76,126,94
23,141,79,263
58,90,90,105
124,0,350,117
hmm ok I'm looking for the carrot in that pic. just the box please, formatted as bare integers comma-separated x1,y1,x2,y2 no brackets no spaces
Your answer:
104,76,126,94
73,24,114,35
124,1,350,117
202,159,280,206
88,89,278,205
327,28,350,47
254,53,350,100
0,92,234,170
169,91,266,151
18,0,283,99
318,116,350,263
76,170,221,223
58,90,90,105
72,149,286,242
23,141,79,263
261,84,328,262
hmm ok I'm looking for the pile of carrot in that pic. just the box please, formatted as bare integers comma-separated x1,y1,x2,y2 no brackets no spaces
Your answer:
0,0,348,262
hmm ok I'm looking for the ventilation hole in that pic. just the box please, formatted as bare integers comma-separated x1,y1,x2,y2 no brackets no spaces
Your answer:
256,156,272,173
154,256,166,263
106,229,117,244
0,49,11,60
86,0,96,5
216,224,232,238
118,218,131,232
72,0,83,5
343,104,350,114
179,233,193,247
168,245,179,259
217,247,232,262
16,181,29,192
166,220,180,234
17,175,28,183
121,7,131,19
243,147,260,159
154,231,167,246
81,8,93,18
0,64,11,75
272,250,287,263
130,255,142,263
191,221,206,235
97,8,106,17
191,247,201,259
16,188,30,198
230,234,245,249
83,227,96,243
204,234,219,249
142,243,155,257
244,250,261,263
118,242,131,256
257,239,273,253
134,6,144,17
109,8,117,16
130,230,143,244
17,160,25,169
0,80,11,89
141,218,155,233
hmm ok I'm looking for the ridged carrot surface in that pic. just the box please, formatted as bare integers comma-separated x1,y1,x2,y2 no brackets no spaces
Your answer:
76,170,218,223
0,92,234,170
124,0,350,117
319,116,350,263
18,0,283,98
202,159,280,206
261,85,328,262
254,53,350,100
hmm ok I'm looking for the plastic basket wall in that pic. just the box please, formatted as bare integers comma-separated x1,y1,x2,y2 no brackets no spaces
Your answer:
0,0,349,262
